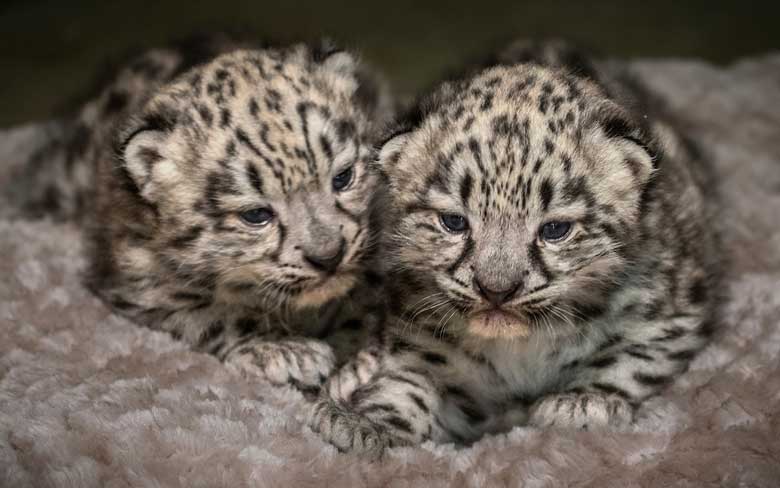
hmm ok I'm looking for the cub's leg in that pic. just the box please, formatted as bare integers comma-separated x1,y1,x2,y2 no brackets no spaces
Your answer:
311,366,443,458
530,391,633,430
222,336,336,392
322,304,386,401
125,303,337,390
325,344,383,402
530,315,709,430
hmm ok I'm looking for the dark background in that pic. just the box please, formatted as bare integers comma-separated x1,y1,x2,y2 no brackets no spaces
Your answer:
1,0,778,127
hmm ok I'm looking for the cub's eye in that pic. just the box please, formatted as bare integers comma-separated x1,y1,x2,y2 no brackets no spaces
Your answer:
439,213,469,233
540,221,572,242
332,166,355,192
239,207,274,226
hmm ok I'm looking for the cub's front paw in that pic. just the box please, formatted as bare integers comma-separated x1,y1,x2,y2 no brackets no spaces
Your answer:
309,399,399,461
227,339,335,390
530,392,633,430
326,348,382,402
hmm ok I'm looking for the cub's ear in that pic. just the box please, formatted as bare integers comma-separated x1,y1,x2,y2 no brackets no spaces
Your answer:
313,41,394,125
600,111,657,160
116,113,176,199
321,51,359,78
312,39,359,76
590,102,658,186
375,129,412,172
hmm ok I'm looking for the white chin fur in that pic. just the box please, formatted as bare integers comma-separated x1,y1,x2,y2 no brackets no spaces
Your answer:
468,310,532,339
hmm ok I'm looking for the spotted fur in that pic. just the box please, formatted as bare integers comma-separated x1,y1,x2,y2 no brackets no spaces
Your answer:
10,35,393,390
311,40,722,457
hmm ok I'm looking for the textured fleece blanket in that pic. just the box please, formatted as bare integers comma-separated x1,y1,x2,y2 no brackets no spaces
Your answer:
1,54,780,488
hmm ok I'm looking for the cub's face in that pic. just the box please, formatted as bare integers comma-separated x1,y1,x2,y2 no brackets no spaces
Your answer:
380,65,655,339
119,47,386,311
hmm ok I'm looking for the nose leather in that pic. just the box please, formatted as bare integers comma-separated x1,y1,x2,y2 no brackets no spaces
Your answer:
474,278,522,306
304,239,346,274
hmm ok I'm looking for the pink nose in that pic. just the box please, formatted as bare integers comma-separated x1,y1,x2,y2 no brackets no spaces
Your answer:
474,278,521,306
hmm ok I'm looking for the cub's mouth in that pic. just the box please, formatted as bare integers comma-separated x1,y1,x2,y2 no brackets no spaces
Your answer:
467,308,532,339
293,272,357,309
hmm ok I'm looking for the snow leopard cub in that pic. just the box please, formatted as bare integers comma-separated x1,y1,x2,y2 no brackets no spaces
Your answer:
9,35,392,390
311,40,721,456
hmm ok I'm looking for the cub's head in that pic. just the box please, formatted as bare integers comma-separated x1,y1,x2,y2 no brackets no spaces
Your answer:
116,45,389,311
379,64,657,340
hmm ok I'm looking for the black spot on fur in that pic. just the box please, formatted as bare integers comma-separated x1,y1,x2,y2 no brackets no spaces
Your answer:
142,111,177,134
335,119,356,142
696,320,717,338
667,349,698,361
390,336,416,354
562,359,581,370
480,92,494,111
383,416,414,434
544,138,555,155
459,402,487,424
652,327,687,342
538,94,549,114
197,105,213,126
455,114,472,131
485,76,501,88
198,320,225,347
170,225,203,248
220,108,232,128
591,382,631,400
421,352,448,365
235,317,258,336
447,235,475,274
602,116,635,141
385,373,425,390
215,69,229,81
561,176,596,208
688,279,708,305
246,162,264,195
633,372,671,387
492,114,511,135
111,298,138,311
539,178,554,211
588,356,617,369
408,392,430,413
203,171,238,211
527,243,552,281
248,97,260,118
319,135,334,161
626,349,654,361
459,172,473,204
596,334,623,352
424,165,449,195
445,385,486,423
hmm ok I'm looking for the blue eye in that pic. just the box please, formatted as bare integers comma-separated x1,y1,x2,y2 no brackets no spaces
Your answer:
540,221,572,241
439,213,469,233
332,166,354,191
239,207,274,226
